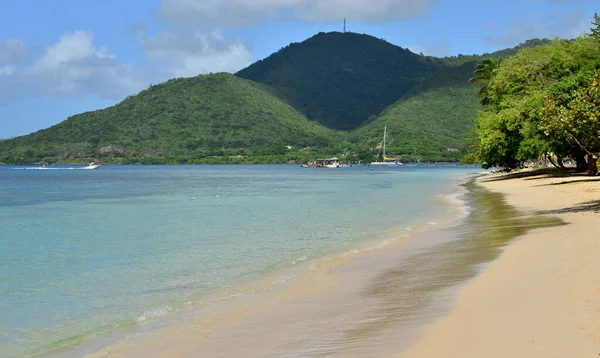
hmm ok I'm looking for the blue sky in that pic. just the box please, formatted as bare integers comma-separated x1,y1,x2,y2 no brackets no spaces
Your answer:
0,0,597,138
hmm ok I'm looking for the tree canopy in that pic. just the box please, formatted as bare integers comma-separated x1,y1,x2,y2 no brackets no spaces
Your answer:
540,70,600,156
469,23,600,172
468,58,500,106
591,13,600,39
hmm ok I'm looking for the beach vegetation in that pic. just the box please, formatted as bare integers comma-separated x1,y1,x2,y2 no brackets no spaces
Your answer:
468,58,500,106
468,17,600,173
591,13,600,40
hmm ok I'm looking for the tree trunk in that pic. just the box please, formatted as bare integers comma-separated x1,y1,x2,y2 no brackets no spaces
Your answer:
575,153,588,172
587,154,598,175
556,155,567,170
547,154,560,169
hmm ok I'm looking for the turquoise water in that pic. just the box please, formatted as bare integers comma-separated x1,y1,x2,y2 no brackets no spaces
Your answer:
0,164,476,356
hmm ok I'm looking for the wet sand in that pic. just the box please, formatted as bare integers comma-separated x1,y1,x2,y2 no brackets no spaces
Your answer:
76,172,587,358
402,171,600,357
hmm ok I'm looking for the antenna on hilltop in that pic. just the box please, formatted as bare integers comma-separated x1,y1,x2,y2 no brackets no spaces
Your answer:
343,18,346,33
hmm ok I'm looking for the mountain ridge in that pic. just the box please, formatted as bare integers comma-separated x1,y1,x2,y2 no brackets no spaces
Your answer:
236,31,444,130
0,32,552,164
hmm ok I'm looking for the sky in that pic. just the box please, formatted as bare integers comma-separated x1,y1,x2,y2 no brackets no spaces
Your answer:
0,0,597,138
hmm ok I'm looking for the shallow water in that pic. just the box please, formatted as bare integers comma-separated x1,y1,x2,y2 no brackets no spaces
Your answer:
0,164,474,357
120,179,564,358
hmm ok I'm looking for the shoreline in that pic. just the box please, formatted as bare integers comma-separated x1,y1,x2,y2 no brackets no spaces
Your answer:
401,170,600,357
58,172,561,358
1,162,479,167
35,169,598,358
79,174,511,357
85,173,553,358
38,172,472,358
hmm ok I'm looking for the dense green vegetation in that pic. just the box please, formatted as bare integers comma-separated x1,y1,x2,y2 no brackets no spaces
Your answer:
0,73,339,164
349,62,482,162
0,30,556,165
237,32,443,130
468,14,600,173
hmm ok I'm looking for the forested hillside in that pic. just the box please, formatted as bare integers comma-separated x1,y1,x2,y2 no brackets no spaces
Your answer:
0,30,555,164
237,32,443,130
350,62,481,162
0,73,338,164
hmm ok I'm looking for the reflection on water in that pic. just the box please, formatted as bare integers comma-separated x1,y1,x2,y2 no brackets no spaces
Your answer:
84,180,566,358
318,180,566,356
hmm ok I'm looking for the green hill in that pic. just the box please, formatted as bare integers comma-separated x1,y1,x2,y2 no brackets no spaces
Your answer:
344,39,552,162
0,33,553,165
349,62,481,162
236,32,442,130
0,73,338,164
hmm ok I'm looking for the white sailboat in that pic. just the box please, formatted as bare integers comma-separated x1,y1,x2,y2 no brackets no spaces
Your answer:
370,126,402,166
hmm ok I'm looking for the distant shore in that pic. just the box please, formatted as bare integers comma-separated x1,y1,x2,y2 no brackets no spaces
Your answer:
0,160,476,166
402,170,600,357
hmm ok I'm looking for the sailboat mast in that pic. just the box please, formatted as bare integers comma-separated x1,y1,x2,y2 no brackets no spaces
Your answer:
383,126,387,159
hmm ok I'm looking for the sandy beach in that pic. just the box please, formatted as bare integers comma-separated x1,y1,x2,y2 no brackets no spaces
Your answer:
402,171,600,358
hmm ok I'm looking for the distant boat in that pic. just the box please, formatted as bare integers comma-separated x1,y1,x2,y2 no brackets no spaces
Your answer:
371,126,402,166
313,157,341,168
83,162,101,170
324,157,340,168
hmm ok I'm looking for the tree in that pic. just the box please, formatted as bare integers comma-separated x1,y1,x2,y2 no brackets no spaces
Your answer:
540,70,600,173
591,13,600,39
471,35,600,170
468,58,500,105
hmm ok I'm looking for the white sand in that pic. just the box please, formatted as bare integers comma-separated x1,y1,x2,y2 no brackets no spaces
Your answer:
401,173,600,358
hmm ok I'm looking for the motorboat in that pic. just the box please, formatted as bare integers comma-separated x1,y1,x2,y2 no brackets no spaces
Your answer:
321,158,340,168
83,162,101,169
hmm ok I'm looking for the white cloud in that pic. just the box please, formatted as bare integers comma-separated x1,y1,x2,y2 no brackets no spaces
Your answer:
0,31,148,103
30,30,115,73
136,29,253,78
0,27,255,105
0,65,16,76
486,10,590,46
0,39,28,73
157,0,438,26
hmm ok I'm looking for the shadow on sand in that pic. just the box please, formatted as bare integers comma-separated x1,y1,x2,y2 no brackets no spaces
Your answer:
536,200,600,215
535,178,600,187
479,168,583,182
481,168,599,217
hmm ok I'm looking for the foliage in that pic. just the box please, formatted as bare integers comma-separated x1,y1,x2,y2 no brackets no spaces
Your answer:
540,70,600,155
470,31,600,169
591,13,600,39
468,58,500,105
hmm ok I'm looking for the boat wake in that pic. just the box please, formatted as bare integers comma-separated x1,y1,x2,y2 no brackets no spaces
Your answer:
12,167,95,170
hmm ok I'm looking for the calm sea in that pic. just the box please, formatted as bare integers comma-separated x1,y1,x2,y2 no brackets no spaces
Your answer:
0,164,476,357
